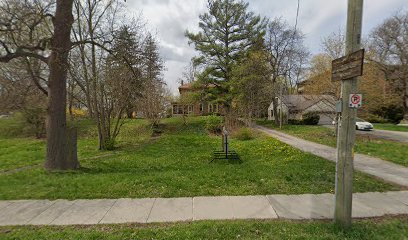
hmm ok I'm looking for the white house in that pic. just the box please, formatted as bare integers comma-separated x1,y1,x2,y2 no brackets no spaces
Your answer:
268,95,336,125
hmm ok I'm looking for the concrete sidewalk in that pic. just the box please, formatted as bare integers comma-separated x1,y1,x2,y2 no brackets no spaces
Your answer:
256,125,408,187
0,191,407,226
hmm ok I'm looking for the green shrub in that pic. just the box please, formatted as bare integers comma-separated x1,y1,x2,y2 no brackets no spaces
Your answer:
233,127,255,141
151,123,164,137
288,119,304,125
0,113,25,138
103,138,116,151
362,113,389,123
22,107,46,138
374,104,404,124
205,115,224,134
152,127,163,134
302,112,320,125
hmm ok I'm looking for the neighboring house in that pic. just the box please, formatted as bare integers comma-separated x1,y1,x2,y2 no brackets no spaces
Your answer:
171,82,220,116
268,95,336,125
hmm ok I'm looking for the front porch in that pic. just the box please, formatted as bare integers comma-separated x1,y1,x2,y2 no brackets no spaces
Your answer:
171,102,220,116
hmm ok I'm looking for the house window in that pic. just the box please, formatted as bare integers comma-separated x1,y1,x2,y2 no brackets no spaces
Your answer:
199,103,203,112
208,104,212,113
208,104,219,113
173,105,177,114
177,105,184,114
188,105,193,114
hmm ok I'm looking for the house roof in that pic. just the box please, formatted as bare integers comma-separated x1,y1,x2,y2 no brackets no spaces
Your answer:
280,95,336,112
178,82,217,92
179,83,193,90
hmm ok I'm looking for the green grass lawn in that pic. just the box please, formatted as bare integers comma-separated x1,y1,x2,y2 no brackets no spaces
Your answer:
0,117,45,172
257,120,408,167
1,217,407,240
0,138,45,172
0,117,399,200
374,123,408,132
0,117,119,172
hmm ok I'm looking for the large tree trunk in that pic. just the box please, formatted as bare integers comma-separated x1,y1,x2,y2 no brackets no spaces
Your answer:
68,79,74,119
45,0,79,170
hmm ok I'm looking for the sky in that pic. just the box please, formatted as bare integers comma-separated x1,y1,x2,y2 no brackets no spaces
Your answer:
126,0,407,95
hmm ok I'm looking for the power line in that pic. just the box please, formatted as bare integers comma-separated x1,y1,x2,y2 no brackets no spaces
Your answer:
294,0,300,32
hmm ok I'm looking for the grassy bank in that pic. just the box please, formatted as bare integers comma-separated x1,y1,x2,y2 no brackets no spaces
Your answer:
0,217,407,240
0,117,399,200
257,120,408,167
374,123,408,132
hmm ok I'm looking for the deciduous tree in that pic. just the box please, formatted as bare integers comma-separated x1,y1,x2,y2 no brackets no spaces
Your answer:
0,0,79,170
370,11,408,124
231,39,272,124
0,0,127,169
264,18,308,125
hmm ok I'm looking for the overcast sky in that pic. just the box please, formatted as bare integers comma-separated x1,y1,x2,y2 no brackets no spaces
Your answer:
126,0,407,95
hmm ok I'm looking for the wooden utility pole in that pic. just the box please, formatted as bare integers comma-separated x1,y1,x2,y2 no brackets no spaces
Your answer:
334,0,364,228
280,84,283,129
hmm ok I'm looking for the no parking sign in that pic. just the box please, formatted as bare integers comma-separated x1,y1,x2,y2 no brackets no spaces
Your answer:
349,94,362,108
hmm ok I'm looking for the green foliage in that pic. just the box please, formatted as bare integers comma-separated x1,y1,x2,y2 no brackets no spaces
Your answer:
204,115,224,133
151,123,164,137
362,113,389,124
233,127,255,141
0,138,45,172
186,0,266,107
302,112,320,125
21,107,46,139
178,91,200,105
103,138,116,151
287,112,320,125
1,110,46,139
0,113,25,138
288,119,304,125
1,217,407,239
375,105,404,123
231,40,272,118
374,123,408,132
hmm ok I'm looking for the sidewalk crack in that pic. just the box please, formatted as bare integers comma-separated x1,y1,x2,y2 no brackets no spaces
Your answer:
98,199,118,224
146,198,157,223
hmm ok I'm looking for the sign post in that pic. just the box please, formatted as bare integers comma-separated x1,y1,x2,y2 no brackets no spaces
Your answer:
333,0,364,229
332,49,364,82
349,94,362,108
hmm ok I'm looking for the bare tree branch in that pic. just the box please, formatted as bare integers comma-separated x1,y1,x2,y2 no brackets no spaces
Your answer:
0,48,48,63
25,58,48,96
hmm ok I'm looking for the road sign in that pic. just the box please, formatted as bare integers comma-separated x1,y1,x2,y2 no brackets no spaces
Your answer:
349,94,362,108
332,49,365,81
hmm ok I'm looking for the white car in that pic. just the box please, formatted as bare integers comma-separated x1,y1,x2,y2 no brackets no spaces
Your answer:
356,118,373,131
